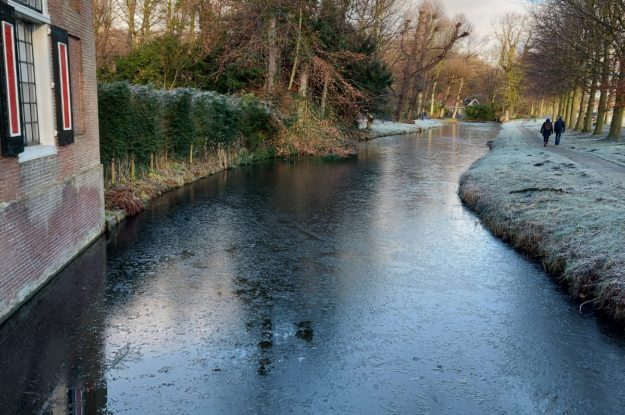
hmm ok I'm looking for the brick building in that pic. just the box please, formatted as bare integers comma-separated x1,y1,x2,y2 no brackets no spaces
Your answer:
0,0,103,321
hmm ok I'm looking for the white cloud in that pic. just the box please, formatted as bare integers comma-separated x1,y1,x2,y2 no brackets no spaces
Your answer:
440,0,528,34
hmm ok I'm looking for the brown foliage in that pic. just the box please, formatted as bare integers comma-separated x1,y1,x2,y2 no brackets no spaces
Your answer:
105,185,145,215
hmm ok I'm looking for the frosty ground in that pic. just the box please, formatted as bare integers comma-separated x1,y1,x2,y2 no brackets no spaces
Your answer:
459,120,625,322
367,119,443,138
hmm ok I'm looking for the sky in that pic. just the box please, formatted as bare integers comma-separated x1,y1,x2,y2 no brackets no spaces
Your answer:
440,0,528,34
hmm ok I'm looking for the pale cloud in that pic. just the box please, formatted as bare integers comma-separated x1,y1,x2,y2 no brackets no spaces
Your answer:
439,0,528,34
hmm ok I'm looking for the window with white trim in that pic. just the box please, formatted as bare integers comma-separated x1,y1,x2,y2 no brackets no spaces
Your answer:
0,0,69,158
16,19,39,146
14,0,42,14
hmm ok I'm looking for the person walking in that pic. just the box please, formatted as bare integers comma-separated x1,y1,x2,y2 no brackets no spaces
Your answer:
554,116,566,145
541,118,553,146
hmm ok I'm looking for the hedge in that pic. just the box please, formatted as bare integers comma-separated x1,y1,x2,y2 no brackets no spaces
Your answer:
98,82,276,166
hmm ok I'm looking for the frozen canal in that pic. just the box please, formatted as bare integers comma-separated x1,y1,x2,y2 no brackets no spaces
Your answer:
2,123,625,414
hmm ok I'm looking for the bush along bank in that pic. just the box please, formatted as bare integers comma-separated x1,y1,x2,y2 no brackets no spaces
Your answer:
99,82,355,227
458,122,625,323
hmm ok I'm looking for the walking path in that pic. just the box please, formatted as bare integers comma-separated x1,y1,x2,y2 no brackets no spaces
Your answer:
520,121,625,180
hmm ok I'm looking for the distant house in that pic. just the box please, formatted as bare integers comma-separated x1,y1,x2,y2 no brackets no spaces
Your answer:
444,97,481,118
464,97,480,107
0,0,103,321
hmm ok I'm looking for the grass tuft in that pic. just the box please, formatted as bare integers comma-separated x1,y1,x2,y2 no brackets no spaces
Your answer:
105,186,145,216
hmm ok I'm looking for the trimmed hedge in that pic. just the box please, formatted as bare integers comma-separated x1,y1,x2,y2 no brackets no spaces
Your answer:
98,82,276,166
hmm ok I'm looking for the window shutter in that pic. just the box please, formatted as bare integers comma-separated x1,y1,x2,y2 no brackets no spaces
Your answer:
0,3,24,157
51,26,74,146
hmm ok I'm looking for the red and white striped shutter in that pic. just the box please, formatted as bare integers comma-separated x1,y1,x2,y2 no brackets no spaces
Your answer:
0,3,24,156
51,27,74,145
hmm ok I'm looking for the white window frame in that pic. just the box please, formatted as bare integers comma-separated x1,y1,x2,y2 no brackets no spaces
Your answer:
9,0,56,163
8,1,50,24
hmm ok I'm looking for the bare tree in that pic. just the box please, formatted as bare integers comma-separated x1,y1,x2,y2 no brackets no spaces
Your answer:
392,0,470,121
495,13,531,121
93,0,115,68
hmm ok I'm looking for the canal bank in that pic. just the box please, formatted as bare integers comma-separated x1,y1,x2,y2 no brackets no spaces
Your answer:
105,120,445,230
459,120,625,323
366,119,444,139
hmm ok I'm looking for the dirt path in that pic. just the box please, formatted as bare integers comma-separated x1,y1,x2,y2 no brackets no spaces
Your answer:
520,123,625,181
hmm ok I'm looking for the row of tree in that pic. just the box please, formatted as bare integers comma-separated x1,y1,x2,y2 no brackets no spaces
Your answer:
524,0,625,138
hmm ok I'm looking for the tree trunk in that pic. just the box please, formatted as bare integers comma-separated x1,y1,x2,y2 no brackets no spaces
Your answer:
575,88,586,130
298,65,309,97
551,98,556,120
394,74,413,121
609,108,624,138
288,9,303,91
406,85,420,122
539,97,544,117
583,76,598,132
439,76,454,118
452,78,464,119
139,0,158,39
608,58,625,139
595,86,609,134
393,32,418,121
569,89,576,122
568,88,577,127
320,73,329,117
430,80,438,117
604,89,611,125
553,100,558,120
166,0,173,32
594,48,611,134
557,95,565,119
126,0,137,49
265,16,278,94
296,64,310,121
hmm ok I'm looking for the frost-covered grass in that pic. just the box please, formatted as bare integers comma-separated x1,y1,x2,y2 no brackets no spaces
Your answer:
367,119,443,138
459,121,625,321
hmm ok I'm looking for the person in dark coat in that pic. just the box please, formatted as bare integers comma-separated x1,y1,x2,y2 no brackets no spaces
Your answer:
541,118,553,146
554,116,566,145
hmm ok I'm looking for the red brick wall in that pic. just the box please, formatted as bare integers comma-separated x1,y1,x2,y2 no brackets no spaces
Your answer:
0,0,104,321
49,0,101,182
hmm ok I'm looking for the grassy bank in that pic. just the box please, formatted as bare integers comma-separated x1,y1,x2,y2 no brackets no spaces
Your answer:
104,145,276,228
459,121,625,322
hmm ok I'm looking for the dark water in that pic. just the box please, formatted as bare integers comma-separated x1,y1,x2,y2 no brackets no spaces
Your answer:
2,123,625,414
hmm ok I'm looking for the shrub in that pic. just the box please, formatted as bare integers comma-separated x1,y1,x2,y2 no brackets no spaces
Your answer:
465,104,496,121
